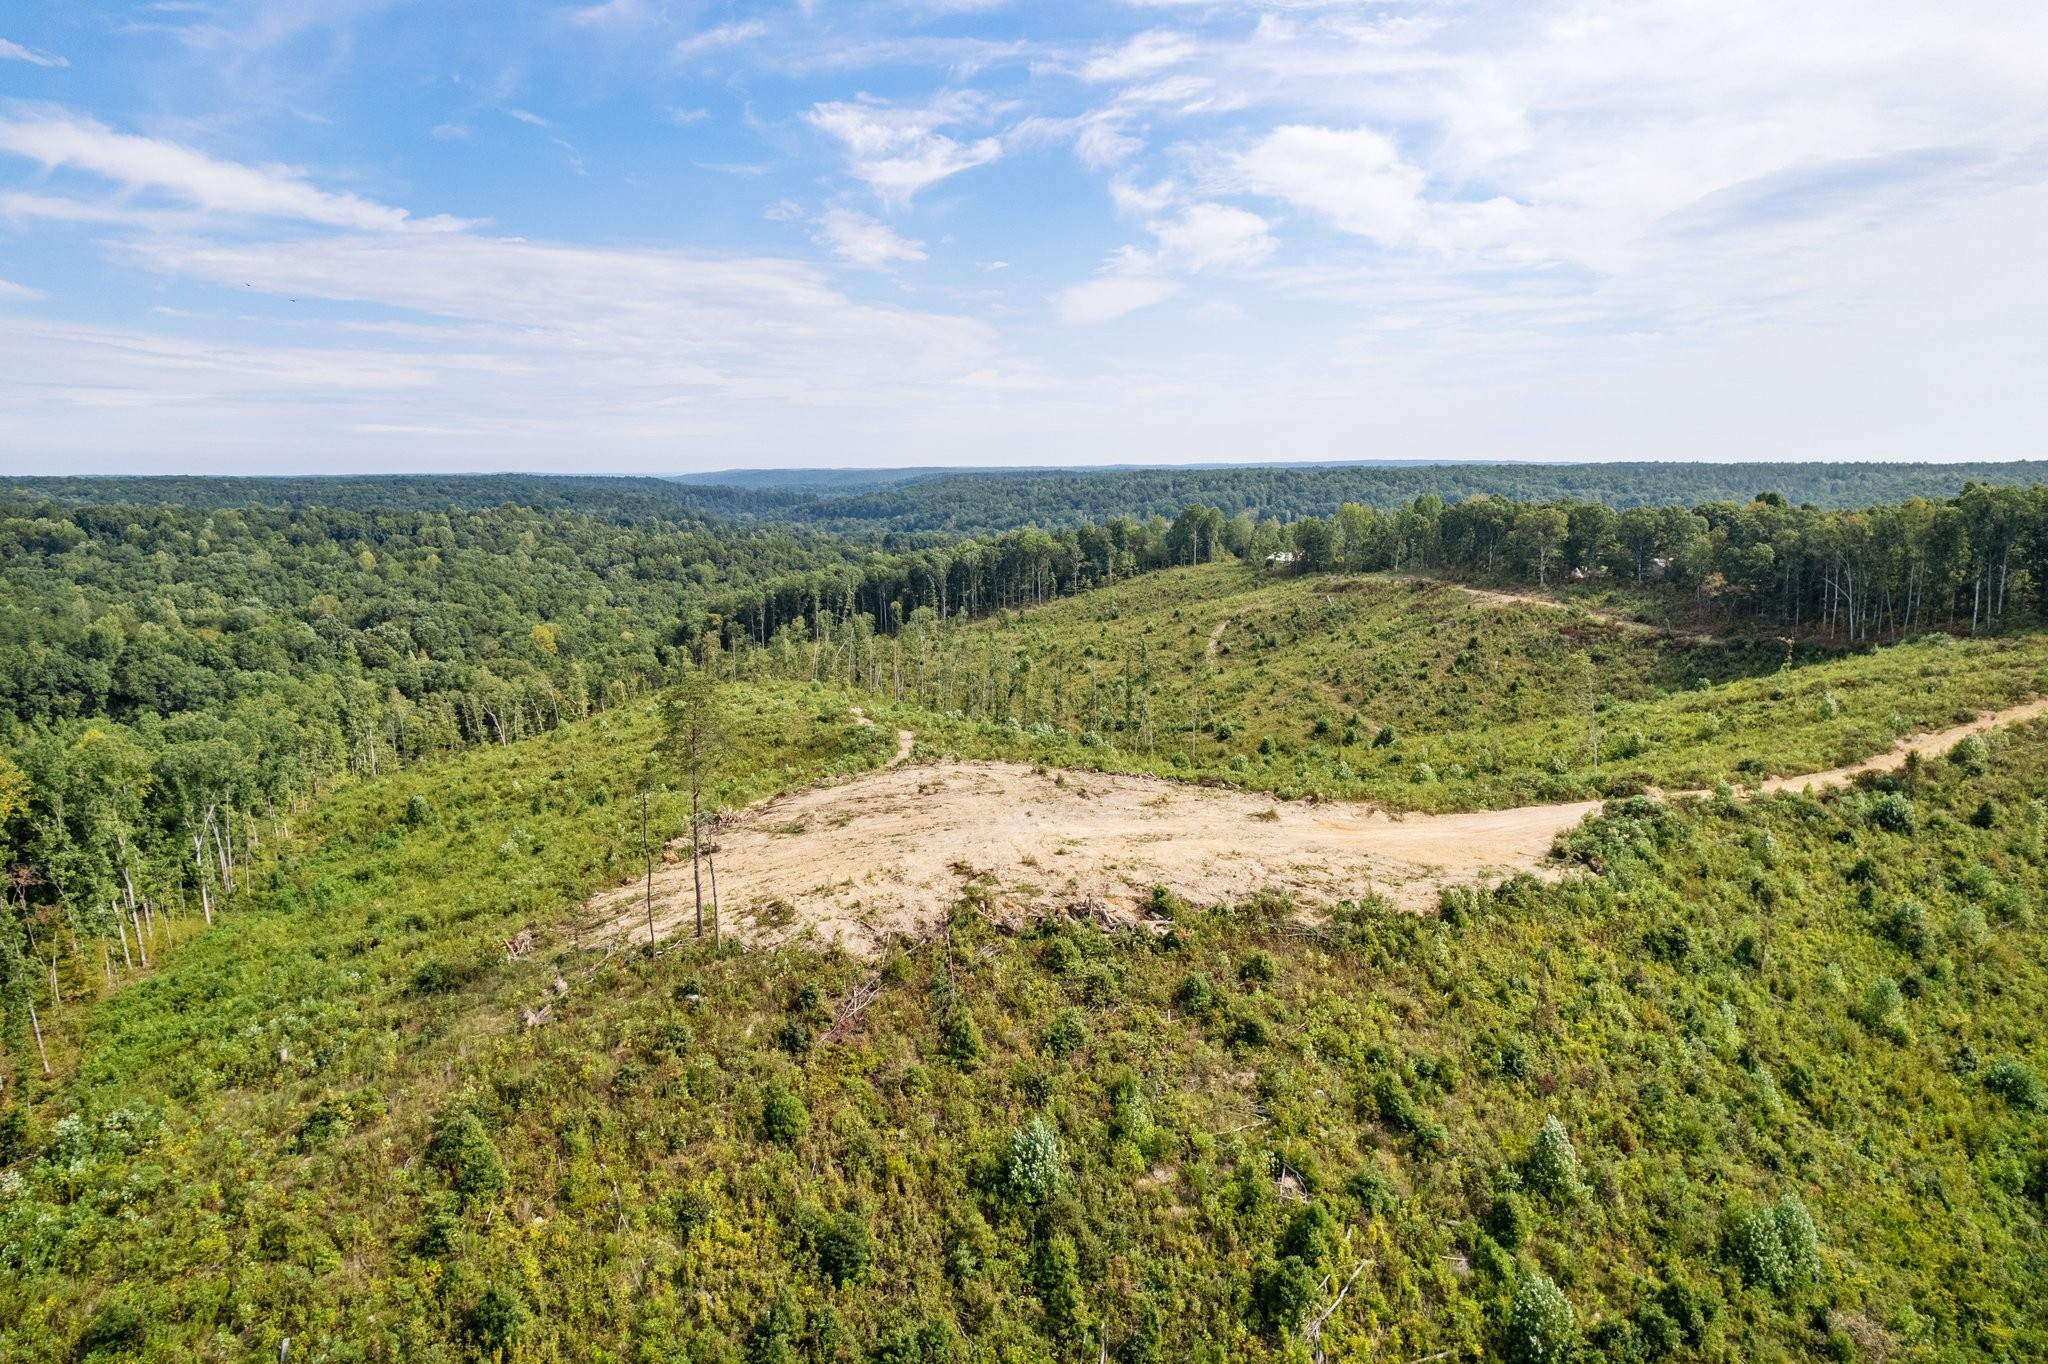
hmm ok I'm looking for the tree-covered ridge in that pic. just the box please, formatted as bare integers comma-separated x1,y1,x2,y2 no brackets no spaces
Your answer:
2,475,718,523
0,681,2042,1361
16,461,2048,538
725,462,2048,535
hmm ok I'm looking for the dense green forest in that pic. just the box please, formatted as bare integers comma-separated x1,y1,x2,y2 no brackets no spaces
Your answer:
721,462,2048,537
14,460,2048,539
2,473,2046,1362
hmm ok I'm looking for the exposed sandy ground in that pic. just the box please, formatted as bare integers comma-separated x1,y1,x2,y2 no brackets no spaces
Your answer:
1423,579,1732,646
587,699,2044,957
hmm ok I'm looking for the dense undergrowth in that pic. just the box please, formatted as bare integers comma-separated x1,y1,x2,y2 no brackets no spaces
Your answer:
3,675,2045,1362
851,566,2048,811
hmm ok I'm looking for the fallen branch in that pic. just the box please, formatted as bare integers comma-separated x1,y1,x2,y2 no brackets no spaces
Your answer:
1301,1257,1373,1355
823,974,883,1043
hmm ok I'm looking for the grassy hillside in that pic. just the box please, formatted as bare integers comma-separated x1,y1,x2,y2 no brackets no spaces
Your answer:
856,565,2048,812
3,672,2045,1361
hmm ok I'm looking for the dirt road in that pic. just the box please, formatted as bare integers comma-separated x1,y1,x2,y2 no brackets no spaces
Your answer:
1421,578,1730,647
587,699,2044,957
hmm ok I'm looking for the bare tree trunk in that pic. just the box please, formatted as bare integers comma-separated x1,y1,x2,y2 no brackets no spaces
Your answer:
193,831,214,926
642,793,656,947
708,851,721,950
132,912,150,969
690,778,705,939
28,1002,49,1074
115,906,134,970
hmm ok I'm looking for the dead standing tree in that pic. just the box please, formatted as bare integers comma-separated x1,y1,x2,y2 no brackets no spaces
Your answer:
659,669,731,943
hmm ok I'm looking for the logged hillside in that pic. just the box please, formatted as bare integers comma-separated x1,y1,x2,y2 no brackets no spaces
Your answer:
756,565,2048,813
2,678,2046,1361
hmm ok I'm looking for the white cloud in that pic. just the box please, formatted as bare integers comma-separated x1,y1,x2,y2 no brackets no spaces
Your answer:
1074,118,1142,170
507,109,551,128
0,109,468,232
1150,202,1275,271
566,0,647,27
0,38,67,67
1082,30,1197,83
0,277,44,299
1051,201,1269,326
1230,124,1424,246
1109,177,1178,218
813,206,928,269
675,21,768,58
806,96,1002,205
1054,273,1181,325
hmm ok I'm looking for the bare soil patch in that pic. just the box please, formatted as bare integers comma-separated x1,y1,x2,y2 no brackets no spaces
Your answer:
587,699,2044,958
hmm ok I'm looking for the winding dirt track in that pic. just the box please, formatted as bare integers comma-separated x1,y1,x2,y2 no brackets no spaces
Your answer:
588,700,2045,957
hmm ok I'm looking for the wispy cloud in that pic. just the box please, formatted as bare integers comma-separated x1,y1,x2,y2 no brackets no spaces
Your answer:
806,95,1002,205
1053,201,1273,324
1081,30,1196,83
0,38,67,67
0,109,468,232
675,21,767,59
1053,273,1180,325
812,205,928,269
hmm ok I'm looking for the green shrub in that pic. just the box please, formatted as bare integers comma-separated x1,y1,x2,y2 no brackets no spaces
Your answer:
1078,961,1120,1006
775,1018,812,1055
408,957,480,997
1279,1202,1337,1263
1507,1274,1578,1364
1491,1189,1535,1249
467,1283,530,1356
1867,792,1916,833
427,1112,506,1202
1174,972,1216,1013
1108,1072,1152,1143
1253,1255,1318,1336
1853,976,1912,1044
653,1019,695,1057
1345,1167,1397,1217
761,1083,810,1147
1032,1231,1087,1338
1041,936,1080,975
1238,950,1278,986
0,1105,27,1165
1525,1115,1585,1199
1043,1008,1088,1058
1730,1195,1821,1295
938,994,984,1068
1880,899,1929,954
1005,1116,1062,1203
1949,733,1990,775
1228,1013,1271,1050
816,1211,874,1287
77,1298,147,1357
1985,1056,2044,1111
670,1190,713,1240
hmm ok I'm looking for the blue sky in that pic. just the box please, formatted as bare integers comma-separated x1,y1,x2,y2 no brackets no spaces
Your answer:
2,1,2045,473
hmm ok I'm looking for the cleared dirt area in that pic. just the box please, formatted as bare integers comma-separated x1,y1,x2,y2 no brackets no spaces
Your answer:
587,699,2045,958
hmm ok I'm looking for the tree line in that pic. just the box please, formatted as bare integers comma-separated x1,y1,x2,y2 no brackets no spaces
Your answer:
1260,484,2046,639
